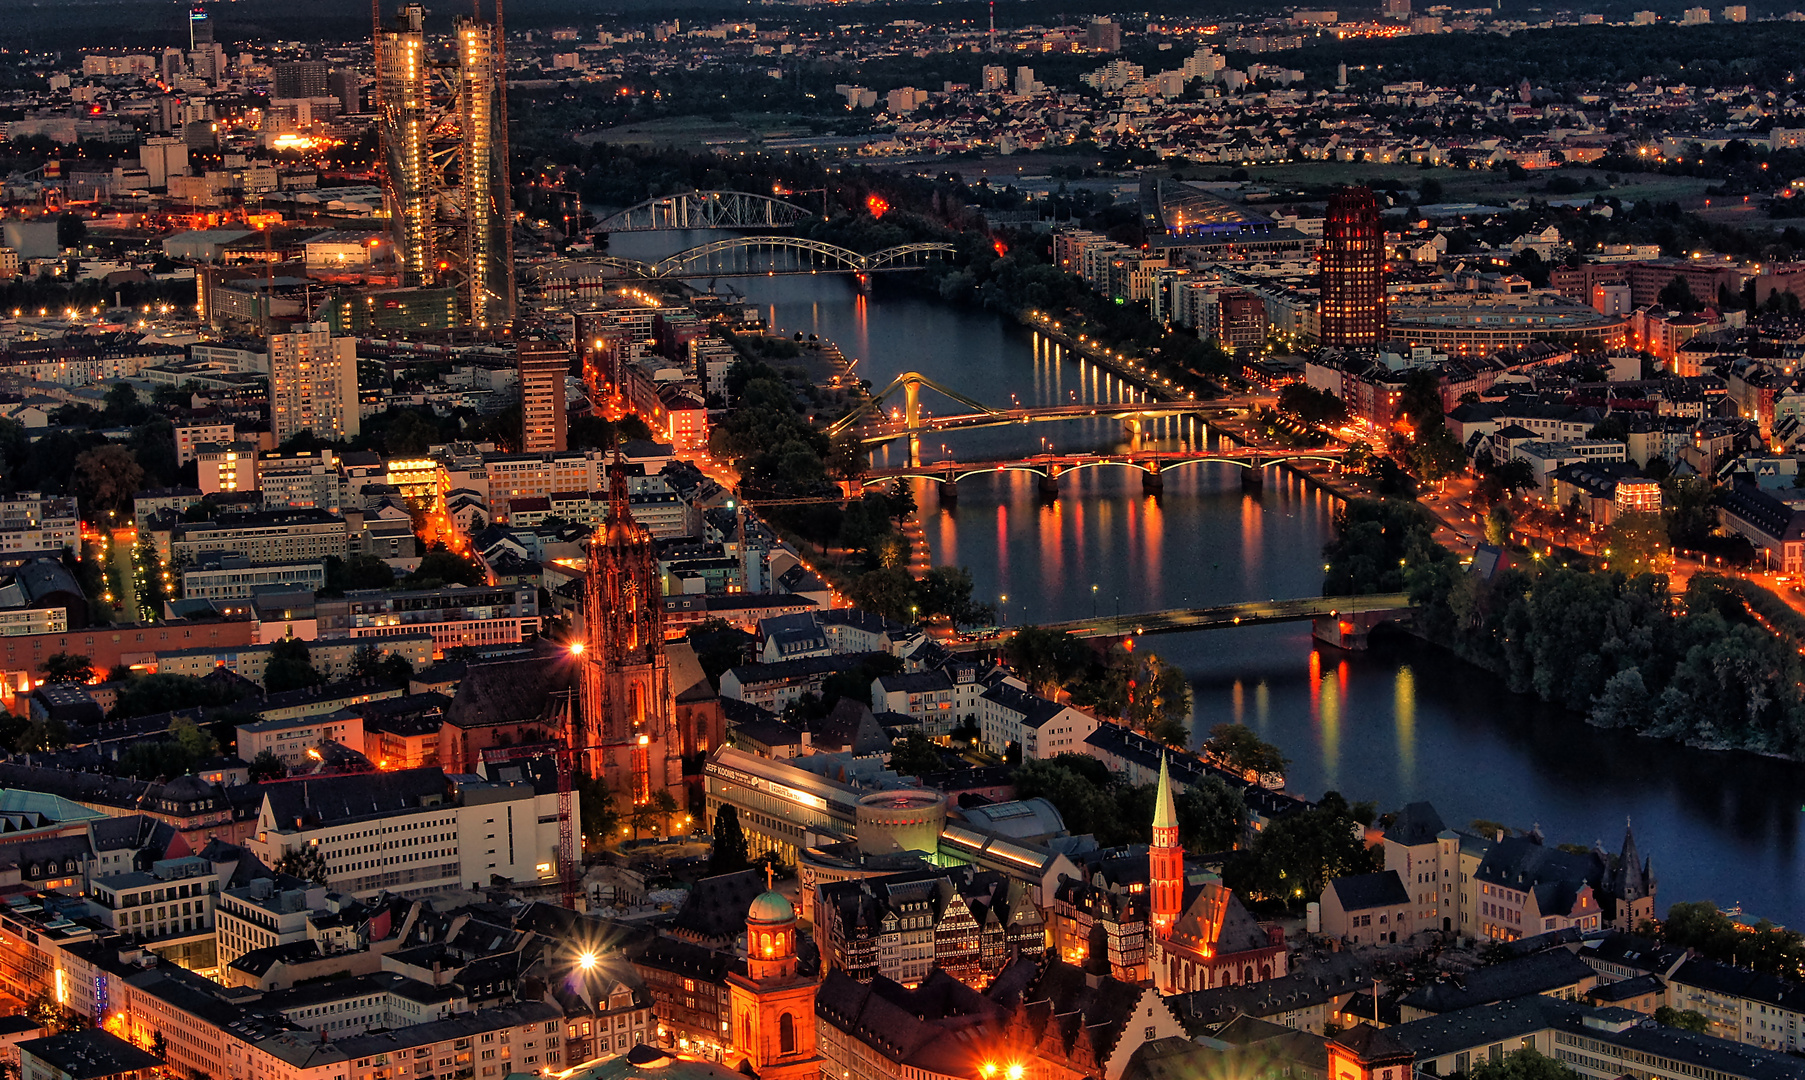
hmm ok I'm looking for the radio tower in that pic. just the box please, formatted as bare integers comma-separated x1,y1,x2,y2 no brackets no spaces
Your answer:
374,0,515,330
988,1,996,51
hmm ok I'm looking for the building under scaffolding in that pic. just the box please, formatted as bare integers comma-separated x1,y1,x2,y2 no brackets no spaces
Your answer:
375,2,515,330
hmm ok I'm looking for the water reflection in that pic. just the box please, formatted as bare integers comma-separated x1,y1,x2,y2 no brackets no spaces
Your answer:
597,228,1805,921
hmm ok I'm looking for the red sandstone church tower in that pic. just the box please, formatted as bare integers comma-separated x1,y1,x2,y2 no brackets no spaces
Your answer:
1149,755,1184,937
726,883,821,1080
576,454,682,808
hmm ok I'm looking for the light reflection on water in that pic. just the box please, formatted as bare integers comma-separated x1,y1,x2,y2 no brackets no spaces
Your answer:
598,226,1805,921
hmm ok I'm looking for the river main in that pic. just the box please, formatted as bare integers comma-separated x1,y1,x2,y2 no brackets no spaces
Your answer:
605,229,1803,922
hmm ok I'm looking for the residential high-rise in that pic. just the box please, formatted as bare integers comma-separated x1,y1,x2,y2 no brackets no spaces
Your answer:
1086,17,1122,51
517,336,570,453
269,322,361,444
1319,186,1387,346
576,456,683,809
375,2,514,329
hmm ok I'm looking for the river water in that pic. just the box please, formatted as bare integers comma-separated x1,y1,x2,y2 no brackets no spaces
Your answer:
606,228,1805,923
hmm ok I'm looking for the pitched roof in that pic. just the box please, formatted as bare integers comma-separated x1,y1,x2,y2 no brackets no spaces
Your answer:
444,649,575,730
1398,950,1597,1015
1383,802,1447,846
1329,871,1410,912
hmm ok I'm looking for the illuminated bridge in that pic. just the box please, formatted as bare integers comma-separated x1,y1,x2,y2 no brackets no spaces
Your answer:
828,371,1267,464
859,446,1352,495
1037,593,1415,639
534,237,957,283
594,190,816,232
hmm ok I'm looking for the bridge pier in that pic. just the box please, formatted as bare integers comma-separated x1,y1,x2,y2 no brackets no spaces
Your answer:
854,272,871,295
1313,610,1389,651
1125,417,1143,451
1241,465,1265,492
1141,465,1163,495
1037,468,1061,501
907,435,921,468
938,477,958,502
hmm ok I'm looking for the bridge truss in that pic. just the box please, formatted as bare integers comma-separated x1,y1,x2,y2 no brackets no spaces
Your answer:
594,190,816,232
531,237,958,283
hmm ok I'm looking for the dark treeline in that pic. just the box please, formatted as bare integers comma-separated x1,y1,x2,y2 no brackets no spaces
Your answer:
1329,499,1805,758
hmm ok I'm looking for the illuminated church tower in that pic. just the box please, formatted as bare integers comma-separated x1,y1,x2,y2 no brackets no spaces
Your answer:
576,454,682,808
1149,754,1184,938
726,882,820,1080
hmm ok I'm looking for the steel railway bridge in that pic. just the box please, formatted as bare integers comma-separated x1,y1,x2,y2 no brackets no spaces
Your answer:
534,237,957,284
594,190,817,232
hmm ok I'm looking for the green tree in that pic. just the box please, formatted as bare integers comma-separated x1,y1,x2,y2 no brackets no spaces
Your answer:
1408,425,1469,485
248,749,286,782
323,554,396,594
13,717,68,753
626,799,658,841
41,653,94,684
1177,774,1249,852
406,544,484,588
1607,511,1671,572
1659,275,1701,312
1225,791,1379,906
1469,1048,1580,1080
1003,625,1088,695
577,775,619,851
275,846,330,886
1203,722,1290,780
56,212,86,249
709,804,750,874
169,716,217,761
350,644,387,679
1486,504,1515,547
887,732,946,777
1323,499,1446,596
264,637,324,693
919,565,991,624
848,567,918,623
70,444,145,518
1654,1007,1711,1034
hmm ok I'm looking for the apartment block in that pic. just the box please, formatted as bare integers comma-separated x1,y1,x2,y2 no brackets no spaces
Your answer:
170,509,349,566
0,495,80,554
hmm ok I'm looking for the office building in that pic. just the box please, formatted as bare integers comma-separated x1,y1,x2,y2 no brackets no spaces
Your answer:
1319,186,1387,346
240,764,567,900
517,338,569,453
273,61,332,100
375,3,514,328
269,322,360,445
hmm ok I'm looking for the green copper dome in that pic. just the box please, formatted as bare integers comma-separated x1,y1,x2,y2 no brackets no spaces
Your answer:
748,890,794,924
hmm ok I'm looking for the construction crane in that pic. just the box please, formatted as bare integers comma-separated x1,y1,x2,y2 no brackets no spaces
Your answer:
478,702,579,910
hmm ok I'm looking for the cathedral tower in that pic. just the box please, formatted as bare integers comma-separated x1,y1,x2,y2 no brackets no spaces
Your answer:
576,454,682,808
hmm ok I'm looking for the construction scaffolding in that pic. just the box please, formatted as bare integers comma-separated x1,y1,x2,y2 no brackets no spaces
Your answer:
375,1,515,330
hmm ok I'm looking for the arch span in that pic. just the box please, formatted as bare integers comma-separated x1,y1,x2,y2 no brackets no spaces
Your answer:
649,237,956,277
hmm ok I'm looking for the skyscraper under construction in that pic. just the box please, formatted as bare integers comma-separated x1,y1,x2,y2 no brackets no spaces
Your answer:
375,1,514,330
